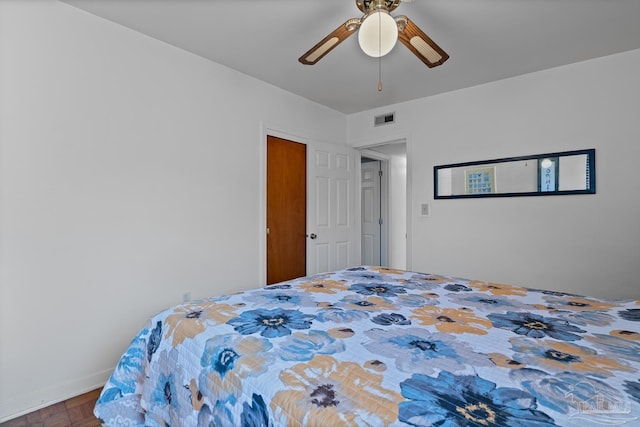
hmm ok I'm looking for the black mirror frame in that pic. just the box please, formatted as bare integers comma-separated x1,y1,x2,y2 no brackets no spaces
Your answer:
434,149,596,199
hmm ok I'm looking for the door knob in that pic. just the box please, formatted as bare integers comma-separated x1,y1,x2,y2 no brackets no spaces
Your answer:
309,233,317,239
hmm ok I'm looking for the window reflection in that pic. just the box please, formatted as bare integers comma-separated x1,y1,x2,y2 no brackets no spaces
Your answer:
434,149,595,199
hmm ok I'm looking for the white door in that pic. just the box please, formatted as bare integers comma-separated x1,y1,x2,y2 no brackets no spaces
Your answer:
361,160,381,265
307,142,357,275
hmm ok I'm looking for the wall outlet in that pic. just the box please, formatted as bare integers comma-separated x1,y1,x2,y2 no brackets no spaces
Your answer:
182,291,191,303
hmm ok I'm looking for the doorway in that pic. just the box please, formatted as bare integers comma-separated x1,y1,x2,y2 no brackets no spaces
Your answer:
361,158,387,266
359,142,407,269
266,135,306,284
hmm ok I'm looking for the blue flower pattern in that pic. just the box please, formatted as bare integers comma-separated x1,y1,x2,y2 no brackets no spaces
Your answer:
95,267,640,426
372,312,412,326
488,311,586,341
619,308,640,322
399,371,558,426
350,282,407,297
226,308,315,338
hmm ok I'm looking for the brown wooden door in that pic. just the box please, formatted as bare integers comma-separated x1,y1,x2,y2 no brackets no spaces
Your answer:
267,136,306,284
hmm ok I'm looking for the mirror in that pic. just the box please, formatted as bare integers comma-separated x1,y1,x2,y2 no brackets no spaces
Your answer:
434,149,595,199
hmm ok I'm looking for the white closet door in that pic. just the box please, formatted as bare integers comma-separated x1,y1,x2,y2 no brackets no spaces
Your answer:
307,142,357,275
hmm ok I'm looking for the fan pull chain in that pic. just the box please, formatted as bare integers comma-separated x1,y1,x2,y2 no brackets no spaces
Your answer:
378,56,383,91
378,11,383,91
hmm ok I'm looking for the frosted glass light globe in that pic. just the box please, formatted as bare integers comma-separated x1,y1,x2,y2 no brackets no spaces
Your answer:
358,11,398,57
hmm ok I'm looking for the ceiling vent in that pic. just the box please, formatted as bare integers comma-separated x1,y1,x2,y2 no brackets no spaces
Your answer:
374,112,395,127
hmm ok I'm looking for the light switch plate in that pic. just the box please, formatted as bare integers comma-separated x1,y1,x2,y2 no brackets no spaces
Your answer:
421,203,430,216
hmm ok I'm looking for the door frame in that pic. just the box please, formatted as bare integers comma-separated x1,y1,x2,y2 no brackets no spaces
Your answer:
356,136,412,271
266,135,307,284
260,124,310,285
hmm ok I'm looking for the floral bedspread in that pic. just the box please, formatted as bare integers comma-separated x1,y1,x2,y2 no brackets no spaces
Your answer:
94,267,640,426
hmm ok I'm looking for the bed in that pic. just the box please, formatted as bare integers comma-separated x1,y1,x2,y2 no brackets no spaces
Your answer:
94,266,640,426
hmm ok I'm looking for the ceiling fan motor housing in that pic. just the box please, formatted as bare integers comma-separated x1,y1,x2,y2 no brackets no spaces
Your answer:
357,0,401,14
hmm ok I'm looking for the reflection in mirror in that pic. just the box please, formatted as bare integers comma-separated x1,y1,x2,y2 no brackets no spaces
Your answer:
435,149,595,199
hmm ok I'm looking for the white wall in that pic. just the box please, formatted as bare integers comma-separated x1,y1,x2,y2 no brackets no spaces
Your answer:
388,153,407,270
348,49,640,301
0,1,346,420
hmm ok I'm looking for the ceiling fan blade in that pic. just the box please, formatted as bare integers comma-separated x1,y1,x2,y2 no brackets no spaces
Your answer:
299,19,360,65
397,16,449,68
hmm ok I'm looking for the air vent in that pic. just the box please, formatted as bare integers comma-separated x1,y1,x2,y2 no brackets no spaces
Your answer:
374,112,395,127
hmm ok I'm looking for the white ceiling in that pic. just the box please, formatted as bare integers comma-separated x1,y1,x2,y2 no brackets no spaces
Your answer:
61,0,640,114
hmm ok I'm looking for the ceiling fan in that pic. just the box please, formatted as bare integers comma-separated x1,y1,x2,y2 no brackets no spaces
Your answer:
299,0,449,68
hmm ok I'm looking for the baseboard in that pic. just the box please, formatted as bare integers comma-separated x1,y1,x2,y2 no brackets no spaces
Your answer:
0,368,112,423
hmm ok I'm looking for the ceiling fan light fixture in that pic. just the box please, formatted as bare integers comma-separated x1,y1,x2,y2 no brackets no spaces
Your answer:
358,10,398,57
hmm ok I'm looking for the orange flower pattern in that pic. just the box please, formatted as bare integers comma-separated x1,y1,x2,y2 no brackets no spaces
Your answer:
164,302,238,346
509,337,634,377
271,355,402,426
96,266,640,426
298,279,349,294
411,306,492,335
468,280,528,297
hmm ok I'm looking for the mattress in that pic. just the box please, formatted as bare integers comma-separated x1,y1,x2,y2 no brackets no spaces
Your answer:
94,266,640,426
